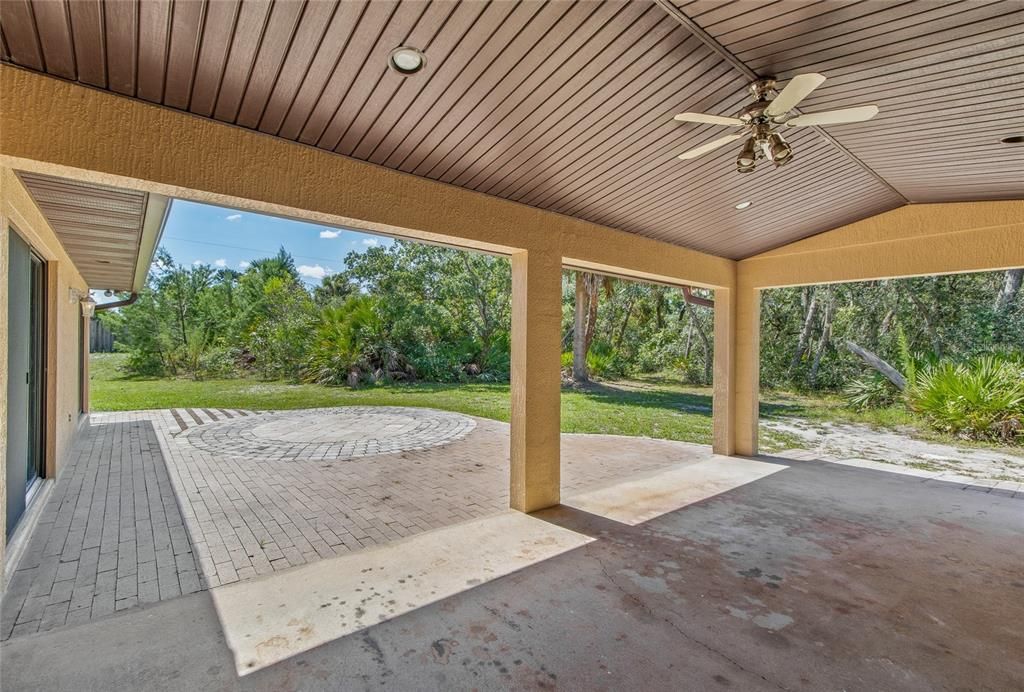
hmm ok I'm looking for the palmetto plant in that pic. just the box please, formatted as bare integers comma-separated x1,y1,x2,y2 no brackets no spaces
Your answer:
304,297,385,386
907,355,1024,442
842,373,898,411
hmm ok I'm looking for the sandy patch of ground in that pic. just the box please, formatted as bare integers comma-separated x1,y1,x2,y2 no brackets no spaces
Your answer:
762,418,1024,482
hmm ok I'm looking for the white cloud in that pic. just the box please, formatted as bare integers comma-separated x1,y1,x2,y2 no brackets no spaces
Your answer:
192,260,203,266
214,258,227,268
238,261,251,269
298,264,330,280
319,229,340,239
225,214,242,222
361,238,379,247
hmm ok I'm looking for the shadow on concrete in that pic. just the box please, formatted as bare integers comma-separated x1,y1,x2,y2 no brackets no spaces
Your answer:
3,457,1023,691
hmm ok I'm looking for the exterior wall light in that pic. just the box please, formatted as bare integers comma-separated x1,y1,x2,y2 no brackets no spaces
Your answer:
71,288,96,316
81,295,97,318
388,47,426,75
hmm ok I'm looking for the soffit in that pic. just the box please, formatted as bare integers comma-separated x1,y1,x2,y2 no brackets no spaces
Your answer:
17,171,149,290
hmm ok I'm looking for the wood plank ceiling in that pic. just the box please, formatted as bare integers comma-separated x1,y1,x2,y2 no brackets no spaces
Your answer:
17,172,149,290
1,0,1021,259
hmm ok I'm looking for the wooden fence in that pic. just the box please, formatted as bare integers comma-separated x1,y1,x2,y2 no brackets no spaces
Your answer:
89,318,114,353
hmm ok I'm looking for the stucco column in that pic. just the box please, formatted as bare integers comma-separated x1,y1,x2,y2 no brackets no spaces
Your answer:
712,281,760,456
509,249,562,512
712,287,735,455
733,280,761,455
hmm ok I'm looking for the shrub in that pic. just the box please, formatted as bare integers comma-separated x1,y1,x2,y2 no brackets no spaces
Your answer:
587,342,630,379
303,297,384,386
124,348,166,377
843,373,899,410
907,355,1024,442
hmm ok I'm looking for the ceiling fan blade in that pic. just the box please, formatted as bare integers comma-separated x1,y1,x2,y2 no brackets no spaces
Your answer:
677,133,744,160
673,112,744,127
765,73,826,117
785,105,879,127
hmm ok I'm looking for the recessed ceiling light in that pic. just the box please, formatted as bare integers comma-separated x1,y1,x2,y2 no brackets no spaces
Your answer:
735,201,753,210
388,47,426,75
1000,134,1024,144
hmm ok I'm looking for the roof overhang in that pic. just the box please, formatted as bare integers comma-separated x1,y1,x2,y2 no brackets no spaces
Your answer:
17,171,168,291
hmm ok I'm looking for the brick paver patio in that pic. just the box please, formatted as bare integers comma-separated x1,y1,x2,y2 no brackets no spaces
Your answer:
1,406,697,640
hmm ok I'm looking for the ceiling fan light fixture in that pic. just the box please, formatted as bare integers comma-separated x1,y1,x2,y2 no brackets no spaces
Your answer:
767,132,792,163
737,137,757,168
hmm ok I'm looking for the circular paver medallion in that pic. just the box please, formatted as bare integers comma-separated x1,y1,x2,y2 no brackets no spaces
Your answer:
176,406,476,462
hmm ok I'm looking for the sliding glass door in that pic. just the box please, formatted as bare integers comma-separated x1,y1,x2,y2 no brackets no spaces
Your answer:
6,229,46,538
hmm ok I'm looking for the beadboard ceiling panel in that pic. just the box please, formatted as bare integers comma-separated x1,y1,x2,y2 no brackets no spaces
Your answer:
2,0,1021,259
685,0,1024,204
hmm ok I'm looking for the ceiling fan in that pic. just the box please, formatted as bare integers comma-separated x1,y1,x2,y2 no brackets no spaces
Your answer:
673,73,878,173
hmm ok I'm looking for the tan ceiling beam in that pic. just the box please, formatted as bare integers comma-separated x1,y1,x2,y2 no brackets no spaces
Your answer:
0,65,735,290
739,201,1024,289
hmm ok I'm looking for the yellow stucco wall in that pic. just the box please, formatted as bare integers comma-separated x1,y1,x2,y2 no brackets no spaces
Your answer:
1,166,89,575
741,201,1024,288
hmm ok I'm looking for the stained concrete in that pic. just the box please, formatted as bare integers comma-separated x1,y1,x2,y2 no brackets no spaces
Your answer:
2,458,1022,691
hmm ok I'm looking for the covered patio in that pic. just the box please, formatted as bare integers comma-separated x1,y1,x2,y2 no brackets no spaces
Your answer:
3,405,716,639
1,0,1023,689
3,448,1023,690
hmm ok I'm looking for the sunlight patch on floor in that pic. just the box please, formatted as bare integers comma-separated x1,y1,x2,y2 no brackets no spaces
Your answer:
564,456,786,525
210,510,593,675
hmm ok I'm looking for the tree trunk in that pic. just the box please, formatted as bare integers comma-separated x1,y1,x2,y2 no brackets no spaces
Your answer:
584,273,600,355
788,288,818,375
654,287,665,329
808,288,834,388
614,296,635,349
995,268,1023,313
572,272,589,382
683,312,694,359
908,293,942,358
684,300,712,384
844,340,907,391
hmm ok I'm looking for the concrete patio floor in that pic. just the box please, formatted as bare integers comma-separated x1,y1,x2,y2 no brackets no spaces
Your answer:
1,406,700,639
2,454,1021,691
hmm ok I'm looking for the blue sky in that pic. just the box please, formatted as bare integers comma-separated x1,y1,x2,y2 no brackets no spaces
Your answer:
158,200,394,285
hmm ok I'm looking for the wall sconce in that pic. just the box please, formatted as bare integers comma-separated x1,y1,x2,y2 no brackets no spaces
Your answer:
81,295,97,318
70,288,97,318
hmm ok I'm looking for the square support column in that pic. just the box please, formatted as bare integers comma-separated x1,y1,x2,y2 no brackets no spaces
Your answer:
509,249,562,512
712,288,735,455
713,283,760,456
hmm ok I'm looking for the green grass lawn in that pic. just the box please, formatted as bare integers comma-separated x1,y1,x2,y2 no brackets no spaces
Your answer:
89,353,802,452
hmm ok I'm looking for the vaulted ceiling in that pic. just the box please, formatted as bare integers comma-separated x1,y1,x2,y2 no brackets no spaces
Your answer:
2,0,1021,259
